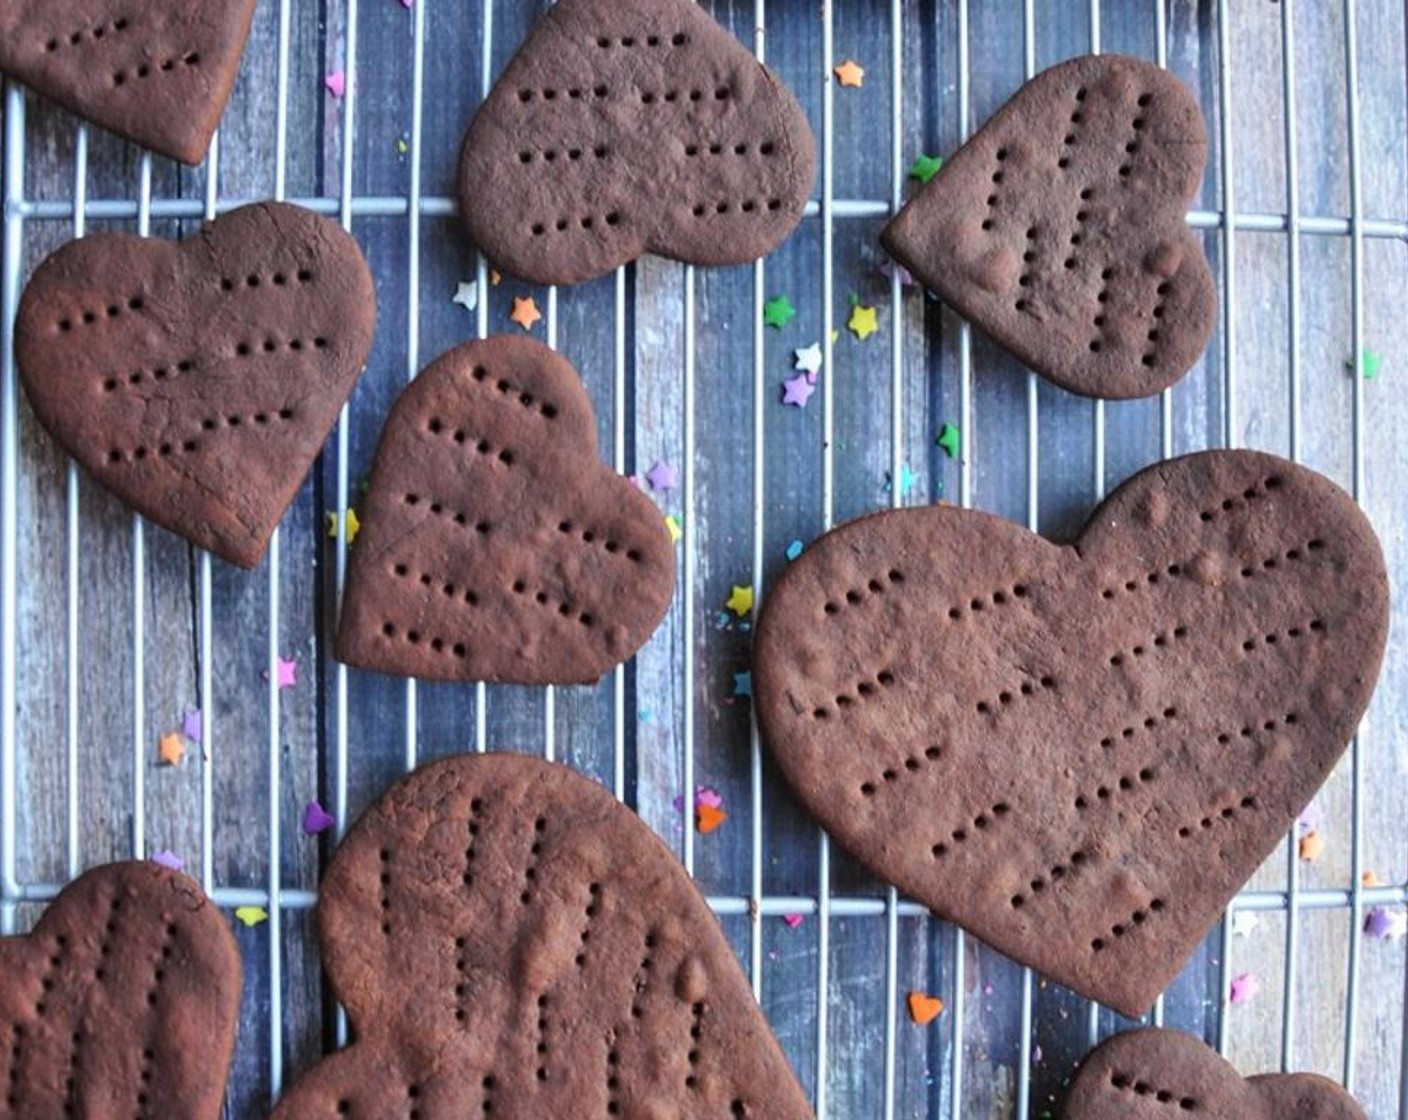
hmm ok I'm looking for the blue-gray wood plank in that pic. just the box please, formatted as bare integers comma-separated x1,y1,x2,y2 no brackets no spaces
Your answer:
2,1,1406,1117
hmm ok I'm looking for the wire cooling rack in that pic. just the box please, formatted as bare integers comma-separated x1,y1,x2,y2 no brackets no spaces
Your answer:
2,1,1407,1117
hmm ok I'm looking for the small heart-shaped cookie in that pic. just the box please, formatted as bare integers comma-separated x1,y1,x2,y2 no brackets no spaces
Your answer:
337,337,675,684
0,0,256,164
458,0,815,286
16,202,376,568
0,861,242,1119
755,451,1388,1016
881,55,1215,399
1064,1028,1366,1119
272,754,815,1120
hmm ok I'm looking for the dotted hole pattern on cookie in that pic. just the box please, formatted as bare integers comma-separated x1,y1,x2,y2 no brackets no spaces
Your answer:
112,51,201,88
400,492,491,536
858,742,944,797
811,668,895,722
1118,93,1155,182
1009,849,1093,911
1196,475,1284,523
683,140,778,160
462,797,484,890
219,267,316,293
685,999,706,1091
1213,711,1299,747
574,882,602,969
511,576,596,630
519,817,547,905
1239,618,1326,654
1107,627,1188,668
980,147,1008,232
556,519,644,564
534,994,550,1082
1097,706,1178,751
378,848,393,936
44,15,131,54
689,197,785,219
518,144,610,166
56,294,146,334
929,801,1013,859
105,408,297,466
1056,86,1088,171
628,931,655,1021
944,581,1030,622
1090,897,1166,954
516,84,611,104
820,567,907,619
101,356,197,393
974,674,1056,717
1176,795,1260,840
593,32,689,49
1108,1071,1197,1111
1015,225,1038,312
132,921,179,1113
532,211,624,237
465,364,562,420
1072,765,1157,813
1235,539,1325,581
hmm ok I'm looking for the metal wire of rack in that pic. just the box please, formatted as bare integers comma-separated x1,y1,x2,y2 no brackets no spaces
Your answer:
1,1,1406,1117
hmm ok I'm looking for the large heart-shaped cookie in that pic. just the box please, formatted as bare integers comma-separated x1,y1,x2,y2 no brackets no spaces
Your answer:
336,337,675,684
0,861,242,1119
16,201,376,569
1064,1028,1366,1119
881,55,1215,399
0,0,256,165
754,451,1388,1016
272,754,815,1120
458,0,815,286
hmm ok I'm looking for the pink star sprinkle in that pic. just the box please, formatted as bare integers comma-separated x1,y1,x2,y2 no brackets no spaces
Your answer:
324,70,346,98
782,914,804,929
645,460,678,492
265,657,298,689
781,373,816,408
1229,973,1258,1005
302,801,336,836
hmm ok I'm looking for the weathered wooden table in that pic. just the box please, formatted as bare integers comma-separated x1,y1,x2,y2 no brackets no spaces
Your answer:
2,1,1406,1116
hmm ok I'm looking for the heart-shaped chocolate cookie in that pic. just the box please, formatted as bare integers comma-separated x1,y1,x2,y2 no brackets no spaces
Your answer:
1064,1028,1366,1119
755,451,1388,1016
0,861,242,1119
457,0,816,286
272,754,815,1120
881,55,1215,399
16,201,376,569
0,0,256,165
336,337,675,685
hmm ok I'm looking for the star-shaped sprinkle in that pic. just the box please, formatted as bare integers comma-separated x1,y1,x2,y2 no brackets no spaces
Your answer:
326,508,361,545
907,991,945,1025
158,732,186,767
910,154,944,183
725,585,754,617
1365,907,1408,941
732,672,752,700
695,787,724,811
763,294,797,330
396,137,408,156
1231,911,1261,938
848,303,879,341
181,706,203,744
510,296,542,331
452,280,478,313
324,70,346,98
936,423,962,459
263,657,299,690
1299,830,1325,861
302,801,336,836
781,373,815,408
834,60,865,88
696,804,728,834
235,906,269,928
1229,973,1258,1005
884,465,915,497
785,540,804,561
645,460,678,491
782,913,804,929
794,343,824,378
1363,870,1385,887
150,850,183,872
665,514,682,544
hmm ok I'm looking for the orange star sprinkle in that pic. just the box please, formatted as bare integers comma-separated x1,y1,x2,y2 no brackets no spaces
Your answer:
510,296,542,331
907,991,945,1025
158,732,186,767
696,805,728,835
1299,830,1325,862
834,60,865,89
1363,870,1384,887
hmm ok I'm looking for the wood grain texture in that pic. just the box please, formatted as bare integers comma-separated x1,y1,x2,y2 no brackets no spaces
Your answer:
2,1,1406,1117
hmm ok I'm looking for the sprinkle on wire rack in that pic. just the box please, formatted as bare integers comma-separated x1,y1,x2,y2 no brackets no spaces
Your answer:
0,0,1403,1117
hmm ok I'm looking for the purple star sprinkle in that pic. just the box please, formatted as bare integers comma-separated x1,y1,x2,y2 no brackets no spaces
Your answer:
302,800,336,836
781,373,816,408
181,706,203,744
645,459,678,492
151,850,184,872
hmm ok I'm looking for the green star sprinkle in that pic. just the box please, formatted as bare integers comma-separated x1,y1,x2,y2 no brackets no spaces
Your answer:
909,154,944,184
763,295,797,330
936,423,961,459
1344,349,1382,380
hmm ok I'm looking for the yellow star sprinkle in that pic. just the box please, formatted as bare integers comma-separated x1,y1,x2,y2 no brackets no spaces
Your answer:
235,906,269,928
327,509,362,545
725,585,755,617
665,514,682,544
157,732,186,767
510,296,542,331
848,303,879,341
834,60,865,88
